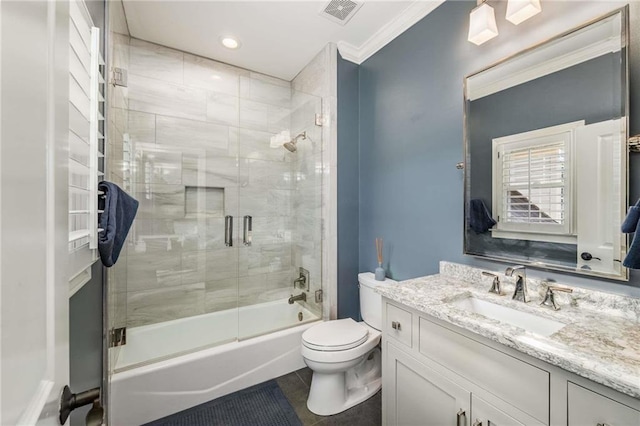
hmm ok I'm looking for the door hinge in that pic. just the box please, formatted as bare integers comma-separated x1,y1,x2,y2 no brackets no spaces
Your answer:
315,289,323,303
109,327,126,347
315,114,324,127
111,67,128,87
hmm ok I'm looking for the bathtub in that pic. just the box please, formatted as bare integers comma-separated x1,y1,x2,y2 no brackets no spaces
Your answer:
110,299,320,425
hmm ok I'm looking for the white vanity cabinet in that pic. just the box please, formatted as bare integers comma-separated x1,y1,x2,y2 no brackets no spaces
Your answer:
382,299,640,426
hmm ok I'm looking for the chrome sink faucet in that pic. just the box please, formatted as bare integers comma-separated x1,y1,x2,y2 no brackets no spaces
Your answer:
505,265,529,303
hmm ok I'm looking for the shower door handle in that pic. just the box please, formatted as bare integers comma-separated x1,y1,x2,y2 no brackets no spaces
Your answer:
225,215,233,247
243,215,252,246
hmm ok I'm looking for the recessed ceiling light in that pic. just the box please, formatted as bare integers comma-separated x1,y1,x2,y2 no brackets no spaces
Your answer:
220,37,240,49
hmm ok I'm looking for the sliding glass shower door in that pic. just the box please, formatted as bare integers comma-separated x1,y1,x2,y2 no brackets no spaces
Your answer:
107,34,324,373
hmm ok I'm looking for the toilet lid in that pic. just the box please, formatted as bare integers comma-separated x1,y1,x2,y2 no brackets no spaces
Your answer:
302,318,369,351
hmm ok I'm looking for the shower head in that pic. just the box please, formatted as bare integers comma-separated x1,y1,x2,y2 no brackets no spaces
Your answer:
283,131,306,153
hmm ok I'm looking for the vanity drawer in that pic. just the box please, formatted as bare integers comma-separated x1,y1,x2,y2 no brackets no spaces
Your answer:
385,303,412,348
568,382,640,426
419,317,549,423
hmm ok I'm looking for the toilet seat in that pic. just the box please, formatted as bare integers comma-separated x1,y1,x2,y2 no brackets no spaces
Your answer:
302,318,369,351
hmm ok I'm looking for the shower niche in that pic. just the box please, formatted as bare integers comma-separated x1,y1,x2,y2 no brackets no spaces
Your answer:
185,186,224,218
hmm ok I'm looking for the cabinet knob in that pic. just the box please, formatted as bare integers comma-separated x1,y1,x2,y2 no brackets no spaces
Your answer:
391,321,401,330
596,423,610,426
472,420,483,426
456,409,466,426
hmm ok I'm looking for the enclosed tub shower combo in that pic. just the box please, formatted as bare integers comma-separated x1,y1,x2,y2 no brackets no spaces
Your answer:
105,33,327,425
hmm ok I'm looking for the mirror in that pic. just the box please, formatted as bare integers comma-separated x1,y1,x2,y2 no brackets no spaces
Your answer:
464,8,628,280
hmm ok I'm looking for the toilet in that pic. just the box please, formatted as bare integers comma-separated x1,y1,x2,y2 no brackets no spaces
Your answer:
301,273,396,416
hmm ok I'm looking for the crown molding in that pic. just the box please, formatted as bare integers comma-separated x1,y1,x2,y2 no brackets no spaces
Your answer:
338,0,445,64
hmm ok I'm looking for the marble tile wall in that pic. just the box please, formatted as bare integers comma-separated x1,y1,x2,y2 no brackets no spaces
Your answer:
123,38,322,328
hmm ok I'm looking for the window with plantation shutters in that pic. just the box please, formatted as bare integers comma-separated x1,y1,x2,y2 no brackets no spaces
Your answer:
492,121,583,243
68,0,105,295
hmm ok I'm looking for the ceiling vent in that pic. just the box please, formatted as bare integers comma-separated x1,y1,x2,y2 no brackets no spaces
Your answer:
320,0,363,26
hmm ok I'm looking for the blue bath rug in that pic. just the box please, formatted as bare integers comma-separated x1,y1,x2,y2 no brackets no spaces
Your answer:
142,380,302,426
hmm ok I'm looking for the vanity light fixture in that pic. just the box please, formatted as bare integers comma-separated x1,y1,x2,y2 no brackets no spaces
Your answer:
506,0,542,25
468,0,499,46
220,36,240,49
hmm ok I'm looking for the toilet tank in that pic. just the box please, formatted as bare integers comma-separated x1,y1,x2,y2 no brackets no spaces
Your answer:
359,273,397,331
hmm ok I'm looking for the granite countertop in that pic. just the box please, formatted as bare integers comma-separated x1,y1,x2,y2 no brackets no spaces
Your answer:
376,262,640,399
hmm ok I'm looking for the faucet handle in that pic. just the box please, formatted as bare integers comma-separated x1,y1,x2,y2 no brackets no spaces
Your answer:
546,284,573,293
540,283,573,310
482,272,503,295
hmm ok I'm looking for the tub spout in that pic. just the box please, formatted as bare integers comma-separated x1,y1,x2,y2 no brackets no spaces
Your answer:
288,292,307,304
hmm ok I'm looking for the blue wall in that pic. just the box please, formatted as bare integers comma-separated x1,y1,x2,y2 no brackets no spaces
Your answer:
358,1,471,281
346,0,640,303
337,53,361,320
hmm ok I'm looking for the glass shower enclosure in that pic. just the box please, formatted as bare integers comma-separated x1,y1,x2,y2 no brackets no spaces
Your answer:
106,35,324,373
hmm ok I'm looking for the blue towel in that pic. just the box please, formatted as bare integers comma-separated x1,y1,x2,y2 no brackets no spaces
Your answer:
469,199,497,234
622,199,640,268
98,181,139,267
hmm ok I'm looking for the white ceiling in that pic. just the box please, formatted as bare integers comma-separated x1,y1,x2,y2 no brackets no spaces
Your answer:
121,1,440,81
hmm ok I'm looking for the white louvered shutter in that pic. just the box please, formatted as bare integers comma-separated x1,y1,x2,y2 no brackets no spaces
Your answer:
493,123,579,239
68,0,105,294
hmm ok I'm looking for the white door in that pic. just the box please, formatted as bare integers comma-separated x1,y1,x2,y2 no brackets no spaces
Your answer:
575,119,625,275
1,1,71,424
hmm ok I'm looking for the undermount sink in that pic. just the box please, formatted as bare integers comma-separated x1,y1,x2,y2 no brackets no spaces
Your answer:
451,296,566,337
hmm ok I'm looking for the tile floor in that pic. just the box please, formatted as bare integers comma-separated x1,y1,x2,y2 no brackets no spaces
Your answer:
275,367,382,426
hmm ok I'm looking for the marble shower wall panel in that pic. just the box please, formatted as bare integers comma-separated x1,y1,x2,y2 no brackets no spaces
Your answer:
128,111,155,144
129,38,184,84
156,116,230,154
206,93,240,127
127,283,206,328
235,128,291,162
124,38,300,327
184,53,244,95
182,153,248,189
128,74,208,122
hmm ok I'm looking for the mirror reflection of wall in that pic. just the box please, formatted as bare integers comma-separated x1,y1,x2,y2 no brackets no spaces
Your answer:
464,10,628,280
